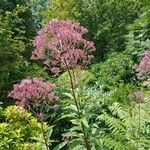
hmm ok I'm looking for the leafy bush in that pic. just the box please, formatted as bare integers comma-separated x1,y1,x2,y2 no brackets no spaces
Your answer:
91,52,134,88
0,1,50,105
77,0,142,60
105,83,138,105
29,0,50,26
97,102,150,150
56,68,96,91
0,105,48,150
125,5,150,63
54,84,150,150
41,0,80,24
59,86,150,149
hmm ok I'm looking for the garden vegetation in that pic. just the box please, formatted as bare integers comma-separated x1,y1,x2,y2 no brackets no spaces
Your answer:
0,0,150,150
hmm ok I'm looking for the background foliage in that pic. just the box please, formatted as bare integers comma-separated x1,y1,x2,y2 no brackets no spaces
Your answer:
0,0,50,106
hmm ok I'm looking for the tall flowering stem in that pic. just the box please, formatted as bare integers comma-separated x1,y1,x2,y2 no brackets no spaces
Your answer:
129,91,144,149
134,49,150,149
31,19,95,150
8,77,59,150
65,63,91,150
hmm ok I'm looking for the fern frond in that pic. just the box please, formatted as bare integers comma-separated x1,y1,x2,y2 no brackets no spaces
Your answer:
108,102,129,119
103,137,131,150
97,113,125,134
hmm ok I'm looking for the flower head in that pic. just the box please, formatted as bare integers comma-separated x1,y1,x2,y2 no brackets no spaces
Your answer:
8,77,58,111
31,19,95,73
135,49,150,78
129,91,145,103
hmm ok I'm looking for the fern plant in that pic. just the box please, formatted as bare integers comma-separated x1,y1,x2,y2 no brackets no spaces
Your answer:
97,102,150,150
125,5,150,63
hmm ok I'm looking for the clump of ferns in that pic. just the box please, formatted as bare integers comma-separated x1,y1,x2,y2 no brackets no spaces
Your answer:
97,99,150,150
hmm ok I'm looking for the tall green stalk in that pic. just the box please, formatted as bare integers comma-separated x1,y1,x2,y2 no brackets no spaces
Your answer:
65,62,91,150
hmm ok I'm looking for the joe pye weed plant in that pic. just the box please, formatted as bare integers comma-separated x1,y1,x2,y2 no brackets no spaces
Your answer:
8,77,57,150
31,19,95,150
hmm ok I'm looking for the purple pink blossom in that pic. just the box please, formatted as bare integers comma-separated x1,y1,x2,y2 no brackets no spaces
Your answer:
129,91,145,103
8,77,59,120
31,19,95,73
135,49,150,78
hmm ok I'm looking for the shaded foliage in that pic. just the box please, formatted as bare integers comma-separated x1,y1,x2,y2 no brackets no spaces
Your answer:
125,5,150,63
0,0,49,106
42,0,142,60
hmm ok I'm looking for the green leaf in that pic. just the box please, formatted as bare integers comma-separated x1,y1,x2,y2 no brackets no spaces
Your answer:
81,118,89,128
71,145,86,150
53,141,68,150
63,92,74,100
56,113,77,122
64,105,78,112
40,144,49,150
91,146,96,150
70,118,80,125
45,126,53,139
70,126,82,132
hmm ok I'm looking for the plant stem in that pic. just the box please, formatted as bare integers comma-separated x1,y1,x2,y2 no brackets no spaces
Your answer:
137,103,141,149
27,105,49,149
66,66,80,116
41,122,49,150
81,122,91,150
72,69,82,110
65,63,91,150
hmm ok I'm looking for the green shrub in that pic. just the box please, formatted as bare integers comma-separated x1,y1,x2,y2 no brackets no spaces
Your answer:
125,5,150,63
0,0,50,106
56,68,96,91
105,83,138,105
41,0,80,24
91,52,134,89
77,0,142,60
0,105,48,150
54,84,150,149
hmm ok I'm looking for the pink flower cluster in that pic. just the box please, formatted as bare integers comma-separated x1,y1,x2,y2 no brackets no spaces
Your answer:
129,91,145,103
8,77,58,107
136,49,150,78
31,19,95,74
